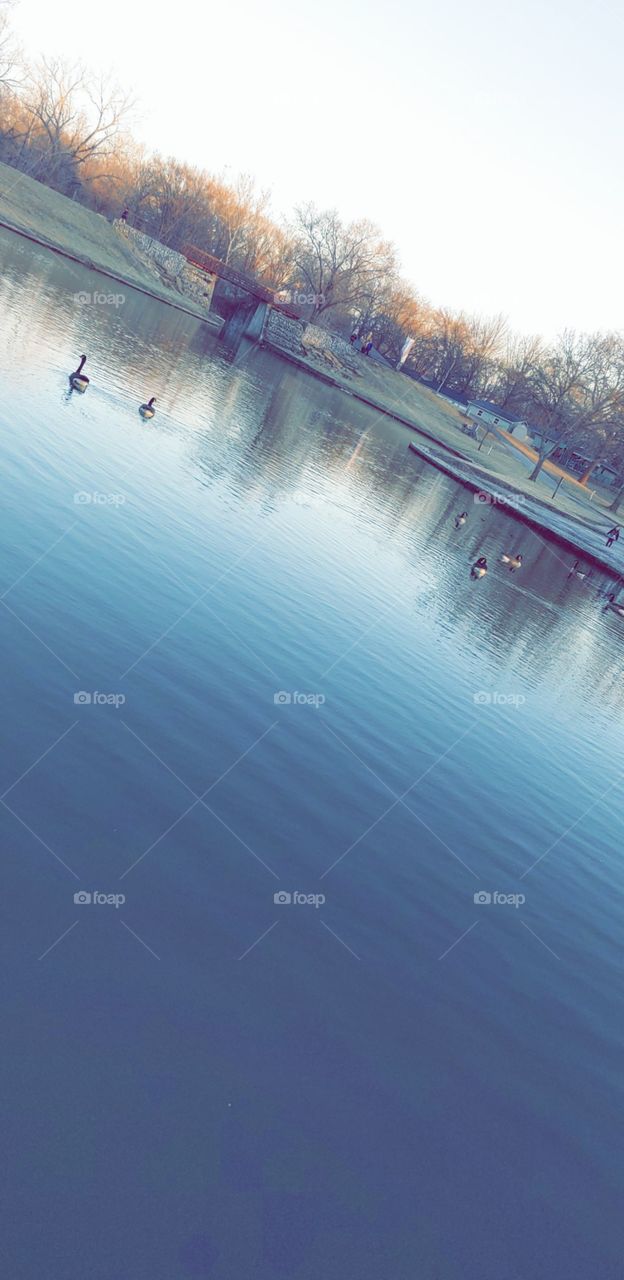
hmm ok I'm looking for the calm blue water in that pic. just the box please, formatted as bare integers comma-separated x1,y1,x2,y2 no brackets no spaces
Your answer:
1,228,623,1279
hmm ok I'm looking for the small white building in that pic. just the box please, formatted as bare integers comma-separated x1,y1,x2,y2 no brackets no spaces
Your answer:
467,400,528,439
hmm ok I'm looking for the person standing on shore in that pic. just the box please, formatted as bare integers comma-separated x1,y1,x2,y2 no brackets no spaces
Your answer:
606,525,621,547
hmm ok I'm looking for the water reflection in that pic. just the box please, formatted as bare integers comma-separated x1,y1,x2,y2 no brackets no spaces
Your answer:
0,224,622,728
2,226,624,1279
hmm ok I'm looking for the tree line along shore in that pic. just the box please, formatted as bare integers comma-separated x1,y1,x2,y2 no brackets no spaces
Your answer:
2,5,624,508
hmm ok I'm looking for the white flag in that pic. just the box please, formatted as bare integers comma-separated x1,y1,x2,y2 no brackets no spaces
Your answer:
397,337,415,370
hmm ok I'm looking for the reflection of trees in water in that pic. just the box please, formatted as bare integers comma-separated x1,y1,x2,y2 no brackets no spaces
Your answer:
405,503,624,714
5,226,620,718
0,235,76,364
0,228,212,399
230,370,327,502
181,352,624,715
325,433,623,713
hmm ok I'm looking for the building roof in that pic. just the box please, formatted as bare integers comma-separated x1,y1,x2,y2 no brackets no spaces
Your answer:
467,399,523,422
416,377,468,407
440,389,468,409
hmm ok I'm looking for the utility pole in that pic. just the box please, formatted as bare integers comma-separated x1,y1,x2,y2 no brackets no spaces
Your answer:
437,358,457,393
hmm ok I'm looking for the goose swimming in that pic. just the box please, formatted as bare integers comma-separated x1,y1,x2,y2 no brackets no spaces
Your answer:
69,355,89,393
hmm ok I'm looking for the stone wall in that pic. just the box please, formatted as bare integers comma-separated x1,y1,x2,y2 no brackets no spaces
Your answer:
115,221,186,275
265,311,355,357
302,324,355,363
114,222,218,311
179,262,218,309
265,309,306,352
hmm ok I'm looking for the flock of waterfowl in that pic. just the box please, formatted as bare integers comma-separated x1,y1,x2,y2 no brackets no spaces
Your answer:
68,355,156,420
65,356,624,620
452,510,524,581
454,509,624,616
470,550,522,579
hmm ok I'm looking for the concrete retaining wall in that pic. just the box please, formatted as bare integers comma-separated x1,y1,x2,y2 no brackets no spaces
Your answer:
115,222,186,275
302,324,355,362
265,311,360,362
114,222,217,310
179,262,218,309
265,309,306,352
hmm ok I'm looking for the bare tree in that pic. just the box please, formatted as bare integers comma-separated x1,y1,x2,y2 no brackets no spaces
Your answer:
0,0,26,169
22,57,133,190
240,215,294,288
290,204,397,321
404,309,507,398
460,313,508,396
486,333,544,413
355,280,431,363
606,454,624,513
139,158,212,245
0,0,21,91
567,335,624,483
525,332,597,481
211,173,269,265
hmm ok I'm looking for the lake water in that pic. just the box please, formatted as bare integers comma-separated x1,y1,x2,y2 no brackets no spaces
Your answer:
1,227,623,1280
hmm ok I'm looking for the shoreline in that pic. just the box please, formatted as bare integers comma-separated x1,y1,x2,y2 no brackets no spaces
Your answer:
0,179,620,579
262,337,623,578
0,215,222,331
261,338,455,443
407,442,622,577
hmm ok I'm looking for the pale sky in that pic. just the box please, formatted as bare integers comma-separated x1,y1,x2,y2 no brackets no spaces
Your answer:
12,0,624,337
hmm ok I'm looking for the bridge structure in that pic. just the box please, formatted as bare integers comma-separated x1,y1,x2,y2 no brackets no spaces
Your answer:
183,245,302,347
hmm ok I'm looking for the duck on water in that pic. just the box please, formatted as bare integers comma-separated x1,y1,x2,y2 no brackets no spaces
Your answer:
69,355,89,393
139,397,156,420
568,560,588,579
605,593,624,617
501,553,523,572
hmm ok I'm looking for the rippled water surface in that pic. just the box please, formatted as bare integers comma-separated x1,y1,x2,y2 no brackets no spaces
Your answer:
1,229,623,1279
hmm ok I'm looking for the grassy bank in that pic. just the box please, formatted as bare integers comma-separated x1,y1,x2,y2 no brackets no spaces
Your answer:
0,161,621,571
263,337,621,553
0,161,221,326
